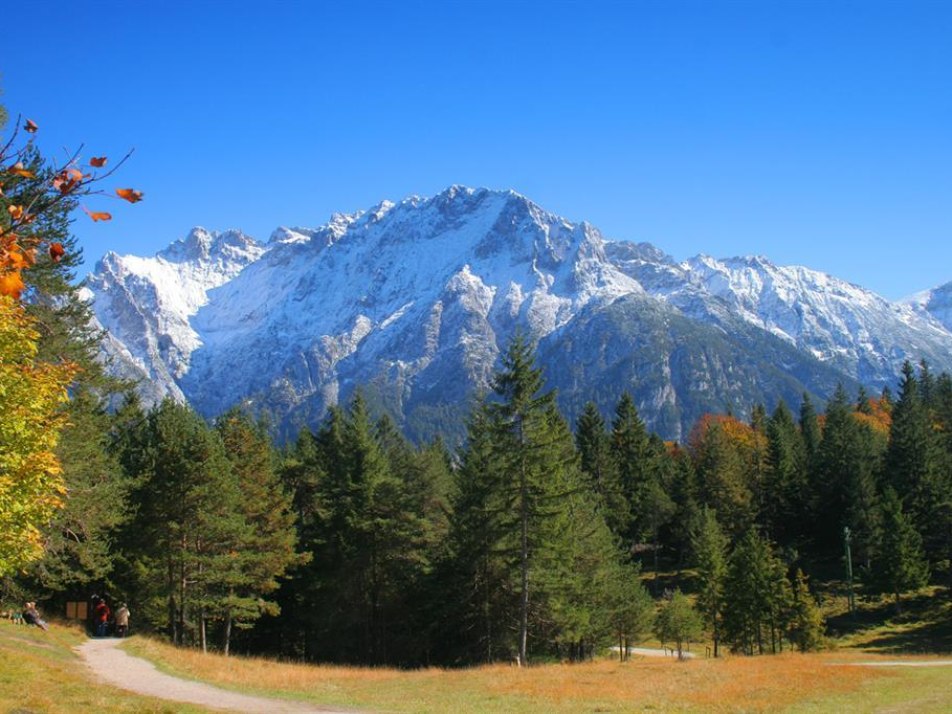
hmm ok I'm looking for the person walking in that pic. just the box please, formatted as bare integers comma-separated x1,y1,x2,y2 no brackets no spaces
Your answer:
115,603,130,637
95,598,111,637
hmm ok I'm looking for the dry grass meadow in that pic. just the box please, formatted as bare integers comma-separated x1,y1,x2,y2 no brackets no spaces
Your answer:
122,636,952,713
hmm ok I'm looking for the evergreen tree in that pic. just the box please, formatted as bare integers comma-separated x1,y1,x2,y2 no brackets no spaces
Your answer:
659,444,700,568
691,507,729,657
799,393,821,470
885,362,950,564
723,529,792,655
215,409,302,655
486,334,582,666
788,569,825,652
611,394,674,563
447,335,631,666
575,402,627,534
761,400,808,547
442,404,517,664
692,421,752,536
121,400,248,647
868,489,929,614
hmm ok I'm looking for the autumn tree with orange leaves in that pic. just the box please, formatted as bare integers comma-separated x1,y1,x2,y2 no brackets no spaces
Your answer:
0,112,141,576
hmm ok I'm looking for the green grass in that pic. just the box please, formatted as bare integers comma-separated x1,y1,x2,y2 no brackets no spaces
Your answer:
0,619,209,713
788,665,952,713
4,591,952,714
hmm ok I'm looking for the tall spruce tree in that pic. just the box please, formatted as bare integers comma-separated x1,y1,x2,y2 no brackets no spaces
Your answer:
692,507,729,657
722,529,792,655
885,362,950,564
761,400,808,547
692,421,752,537
215,410,302,655
486,334,578,666
799,393,821,471
868,488,929,614
611,393,672,552
575,402,627,535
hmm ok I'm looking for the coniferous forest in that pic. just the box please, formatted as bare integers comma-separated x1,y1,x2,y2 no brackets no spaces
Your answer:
3,141,951,669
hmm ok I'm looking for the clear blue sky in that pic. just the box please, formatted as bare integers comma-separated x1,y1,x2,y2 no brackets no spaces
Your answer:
2,0,950,299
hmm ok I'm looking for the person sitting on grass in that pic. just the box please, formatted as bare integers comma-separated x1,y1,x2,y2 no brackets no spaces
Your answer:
22,602,49,631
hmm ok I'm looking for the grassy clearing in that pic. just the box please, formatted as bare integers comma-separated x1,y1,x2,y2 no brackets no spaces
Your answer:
5,589,951,713
121,636,952,714
0,619,208,713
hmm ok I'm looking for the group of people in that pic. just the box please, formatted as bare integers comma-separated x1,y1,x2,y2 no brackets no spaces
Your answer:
92,596,130,637
13,596,131,636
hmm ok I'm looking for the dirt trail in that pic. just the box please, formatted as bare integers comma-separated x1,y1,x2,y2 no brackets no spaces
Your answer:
76,637,357,713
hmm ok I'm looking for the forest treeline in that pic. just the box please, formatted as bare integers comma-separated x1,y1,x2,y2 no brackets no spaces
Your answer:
3,138,950,667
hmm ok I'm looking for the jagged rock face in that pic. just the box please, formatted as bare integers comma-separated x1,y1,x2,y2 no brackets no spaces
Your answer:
84,186,952,441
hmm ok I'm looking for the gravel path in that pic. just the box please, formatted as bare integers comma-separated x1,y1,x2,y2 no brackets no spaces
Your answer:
609,645,697,659
76,637,357,713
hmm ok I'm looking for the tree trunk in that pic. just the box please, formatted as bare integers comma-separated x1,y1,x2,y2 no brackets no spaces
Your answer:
167,554,177,644
518,417,529,668
178,552,187,646
200,610,207,654
224,611,232,656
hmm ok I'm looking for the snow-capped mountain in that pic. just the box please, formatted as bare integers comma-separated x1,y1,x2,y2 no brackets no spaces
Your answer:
84,186,952,441
904,280,952,334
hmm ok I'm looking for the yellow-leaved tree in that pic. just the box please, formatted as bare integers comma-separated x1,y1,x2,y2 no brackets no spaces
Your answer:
0,295,75,574
0,109,139,576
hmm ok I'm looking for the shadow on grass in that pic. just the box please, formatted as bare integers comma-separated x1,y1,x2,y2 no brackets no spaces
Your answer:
827,588,952,655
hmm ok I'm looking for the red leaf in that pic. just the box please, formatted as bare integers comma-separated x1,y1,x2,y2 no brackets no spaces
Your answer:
24,119,38,133
90,156,107,168
49,243,66,263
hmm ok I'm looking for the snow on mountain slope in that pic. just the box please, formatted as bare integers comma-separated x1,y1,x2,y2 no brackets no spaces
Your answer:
904,280,952,334
672,255,952,386
178,186,641,420
83,185,952,439
85,228,267,400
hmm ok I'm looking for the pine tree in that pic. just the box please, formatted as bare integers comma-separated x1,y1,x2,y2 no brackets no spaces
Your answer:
788,569,825,652
723,529,792,655
799,393,821,470
442,404,517,664
611,393,673,555
691,507,729,656
868,489,929,615
762,400,808,547
486,334,578,666
885,362,949,563
215,409,302,655
575,402,627,534
121,400,247,647
692,421,752,537
812,385,860,553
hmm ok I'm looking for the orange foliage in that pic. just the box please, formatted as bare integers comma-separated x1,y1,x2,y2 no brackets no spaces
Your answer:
115,187,144,203
688,413,766,458
1,114,140,299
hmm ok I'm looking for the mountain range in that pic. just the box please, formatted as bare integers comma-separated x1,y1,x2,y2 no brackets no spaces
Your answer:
82,186,952,442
